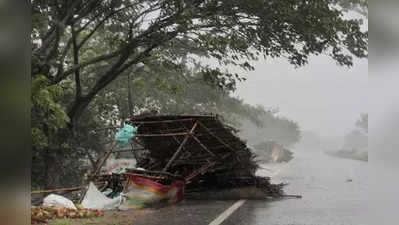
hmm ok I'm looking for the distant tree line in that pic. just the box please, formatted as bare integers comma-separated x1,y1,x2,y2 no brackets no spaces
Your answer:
239,111,301,148
343,113,368,150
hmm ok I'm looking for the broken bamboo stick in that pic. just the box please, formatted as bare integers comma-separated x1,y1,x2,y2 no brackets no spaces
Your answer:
31,186,87,195
93,141,116,176
198,122,234,150
162,122,198,172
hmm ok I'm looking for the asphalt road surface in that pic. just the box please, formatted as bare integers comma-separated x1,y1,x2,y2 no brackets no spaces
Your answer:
223,150,368,225
132,150,368,225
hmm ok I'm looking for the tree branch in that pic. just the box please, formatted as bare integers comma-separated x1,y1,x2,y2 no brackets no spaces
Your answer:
55,37,73,77
38,0,82,56
53,49,123,83
71,24,82,99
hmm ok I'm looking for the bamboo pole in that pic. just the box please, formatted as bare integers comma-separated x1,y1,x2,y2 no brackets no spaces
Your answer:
126,168,183,179
191,135,216,157
135,132,189,137
31,186,87,195
131,118,195,124
185,153,232,182
197,121,238,154
185,161,216,182
178,120,216,157
93,141,116,176
162,122,198,172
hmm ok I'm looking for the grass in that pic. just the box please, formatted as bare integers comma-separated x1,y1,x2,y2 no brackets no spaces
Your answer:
326,150,368,162
351,151,368,161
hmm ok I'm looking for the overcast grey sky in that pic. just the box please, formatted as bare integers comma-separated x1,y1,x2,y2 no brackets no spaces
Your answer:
233,55,368,140
228,11,369,142
197,12,369,143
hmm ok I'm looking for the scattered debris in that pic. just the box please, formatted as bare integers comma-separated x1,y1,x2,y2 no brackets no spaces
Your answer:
43,194,78,210
81,182,122,210
31,206,104,224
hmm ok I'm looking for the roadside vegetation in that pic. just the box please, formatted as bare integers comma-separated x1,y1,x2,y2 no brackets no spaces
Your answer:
326,149,368,162
326,113,368,162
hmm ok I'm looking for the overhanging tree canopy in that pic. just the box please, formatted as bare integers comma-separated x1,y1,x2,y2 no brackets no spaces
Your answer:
32,0,368,127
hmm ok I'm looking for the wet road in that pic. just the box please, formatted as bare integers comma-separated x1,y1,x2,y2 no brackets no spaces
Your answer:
223,150,368,225
133,150,368,225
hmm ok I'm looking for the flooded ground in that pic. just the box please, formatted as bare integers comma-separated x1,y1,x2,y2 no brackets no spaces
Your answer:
224,150,368,225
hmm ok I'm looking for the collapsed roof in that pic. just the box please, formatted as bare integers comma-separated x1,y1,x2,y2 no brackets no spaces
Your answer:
127,114,258,182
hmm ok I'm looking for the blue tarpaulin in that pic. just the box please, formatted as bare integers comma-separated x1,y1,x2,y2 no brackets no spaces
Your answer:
115,124,137,145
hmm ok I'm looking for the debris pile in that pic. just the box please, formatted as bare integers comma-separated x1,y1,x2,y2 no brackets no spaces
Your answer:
124,114,285,198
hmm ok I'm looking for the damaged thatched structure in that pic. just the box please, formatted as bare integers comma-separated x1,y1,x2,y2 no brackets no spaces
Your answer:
125,114,284,197
129,115,256,176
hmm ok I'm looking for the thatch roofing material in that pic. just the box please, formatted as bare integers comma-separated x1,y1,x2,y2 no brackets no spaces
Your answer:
127,114,256,181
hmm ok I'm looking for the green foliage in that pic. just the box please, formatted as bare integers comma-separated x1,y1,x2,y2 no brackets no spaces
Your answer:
31,75,77,189
31,75,70,151
31,0,368,126
94,57,264,126
239,110,302,147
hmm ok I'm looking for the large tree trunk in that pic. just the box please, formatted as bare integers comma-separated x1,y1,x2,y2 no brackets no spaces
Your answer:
68,96,92,130
43,151,59,189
